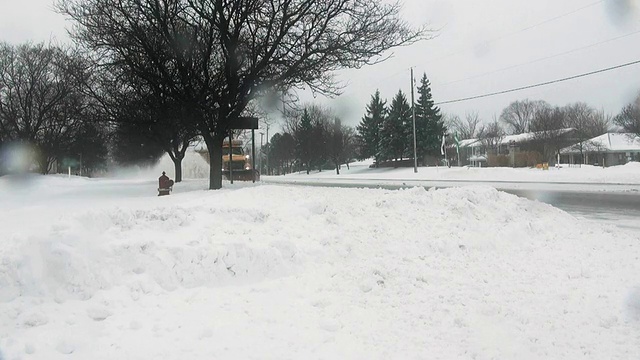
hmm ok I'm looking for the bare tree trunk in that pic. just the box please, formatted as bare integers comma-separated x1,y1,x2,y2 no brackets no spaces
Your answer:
203,132,224,190
38,155,54,175
174,158,183,183
167,152,184,183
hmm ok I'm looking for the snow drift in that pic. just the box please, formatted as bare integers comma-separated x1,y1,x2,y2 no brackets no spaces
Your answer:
1,180,639,359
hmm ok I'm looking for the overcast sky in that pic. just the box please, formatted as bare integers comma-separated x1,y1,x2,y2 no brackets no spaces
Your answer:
2,0,640,132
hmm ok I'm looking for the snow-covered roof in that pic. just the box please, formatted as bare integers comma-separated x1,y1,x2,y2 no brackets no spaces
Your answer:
459,128,575,148
502,128,575,145
468,155,487,161
560,133,640,154
459,138,480,147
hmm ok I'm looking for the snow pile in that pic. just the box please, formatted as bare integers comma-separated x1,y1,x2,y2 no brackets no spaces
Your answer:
1,180,639,359
1,188,302,303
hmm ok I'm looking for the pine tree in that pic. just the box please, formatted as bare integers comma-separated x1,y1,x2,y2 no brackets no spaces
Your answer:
311,118,328,171
381,90,411,163
295,109,314,174
414,73,445,158
356,90,387,165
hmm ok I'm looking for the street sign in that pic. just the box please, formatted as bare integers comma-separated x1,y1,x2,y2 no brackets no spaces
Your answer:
229,117,259,130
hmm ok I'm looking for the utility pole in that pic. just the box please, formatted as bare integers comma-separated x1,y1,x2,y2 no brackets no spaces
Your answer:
411,67,418,173
260,132,264,175
265,124,269,176
229,130,234,184
251,128,256,183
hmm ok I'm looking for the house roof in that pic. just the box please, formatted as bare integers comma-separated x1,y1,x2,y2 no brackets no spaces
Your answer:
560,133,640,154
459,138,481,147
459,128,575,148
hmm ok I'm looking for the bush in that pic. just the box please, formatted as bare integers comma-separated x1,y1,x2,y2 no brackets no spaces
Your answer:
515,151,543,167
488,151,543,167
487,154,510,167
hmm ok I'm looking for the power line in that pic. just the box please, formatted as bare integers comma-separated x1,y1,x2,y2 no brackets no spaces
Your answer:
517,0,604,33
434,59,640,105
362,1,606,91
436,28,640,87
420,0,605,66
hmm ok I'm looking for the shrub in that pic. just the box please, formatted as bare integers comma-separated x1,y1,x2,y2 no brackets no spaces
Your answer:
487,154,510,167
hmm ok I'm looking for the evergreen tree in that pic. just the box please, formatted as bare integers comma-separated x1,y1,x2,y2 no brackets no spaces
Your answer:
356,90,387,165
381,90,411,163
311,118,329,171
414,73,445,158
295,109,314,174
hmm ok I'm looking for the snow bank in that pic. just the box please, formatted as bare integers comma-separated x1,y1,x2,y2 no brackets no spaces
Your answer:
1,179,639,359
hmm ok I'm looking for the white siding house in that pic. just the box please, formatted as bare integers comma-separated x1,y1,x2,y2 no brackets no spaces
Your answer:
559,133,640,166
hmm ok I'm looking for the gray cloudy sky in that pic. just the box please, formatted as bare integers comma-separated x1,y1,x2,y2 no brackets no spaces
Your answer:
2,0,640,130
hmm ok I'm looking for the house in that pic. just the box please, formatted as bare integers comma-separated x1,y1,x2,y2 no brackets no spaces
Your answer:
458,128,576,167
457,138,484,167
559,133,640,166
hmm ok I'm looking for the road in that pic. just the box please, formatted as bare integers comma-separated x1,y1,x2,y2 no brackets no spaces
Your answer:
499,189,640,231
263,178,640,231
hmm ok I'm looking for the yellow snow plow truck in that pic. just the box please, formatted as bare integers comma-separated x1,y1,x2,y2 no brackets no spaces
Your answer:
222,139,256,181
196,139,258,181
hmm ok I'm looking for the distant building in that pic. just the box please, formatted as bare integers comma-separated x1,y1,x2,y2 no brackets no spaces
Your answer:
559,133,640,167
458,128,575,167
457,138,484,167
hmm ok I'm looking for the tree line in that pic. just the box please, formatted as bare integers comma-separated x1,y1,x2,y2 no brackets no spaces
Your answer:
0,42,109,175
264,73,447,175
0,0,424,188
265,105,356,176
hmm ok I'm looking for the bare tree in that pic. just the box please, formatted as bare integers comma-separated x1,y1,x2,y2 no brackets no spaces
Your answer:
447,111,483,139
0,42,90,174
342,126,356,170
499,99,547,135
479,117,505,155
124,93,197,182
327,118,345,175
614,92,640,137
593,109,613,135
59,0,427,189
530,104,568,162
83,64,198,181
326,118,355,175
563,102,611,164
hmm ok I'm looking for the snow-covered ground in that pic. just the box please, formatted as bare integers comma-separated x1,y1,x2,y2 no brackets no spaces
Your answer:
1,173,639,359
108,150,640,190
267,160,640,192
